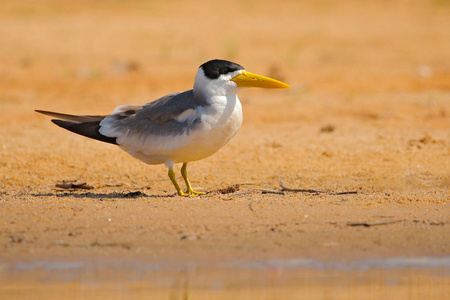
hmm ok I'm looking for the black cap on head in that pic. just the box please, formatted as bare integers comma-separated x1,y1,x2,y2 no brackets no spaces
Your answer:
199,59,245,80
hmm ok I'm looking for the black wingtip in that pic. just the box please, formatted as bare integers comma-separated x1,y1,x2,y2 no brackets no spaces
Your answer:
51,119,118,145
51,119,67,127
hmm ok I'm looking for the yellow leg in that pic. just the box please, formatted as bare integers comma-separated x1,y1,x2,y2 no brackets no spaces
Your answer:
181,163,205,196
168,168,189,197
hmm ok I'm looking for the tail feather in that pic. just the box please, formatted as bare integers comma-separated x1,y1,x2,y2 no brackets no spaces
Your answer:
51,119,118,145
35,110,105,123
36,109,117,145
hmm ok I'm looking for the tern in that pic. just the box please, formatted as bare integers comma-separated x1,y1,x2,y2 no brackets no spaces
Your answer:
36,59,290,196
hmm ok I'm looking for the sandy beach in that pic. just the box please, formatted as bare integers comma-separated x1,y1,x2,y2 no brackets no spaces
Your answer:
0,0,449,298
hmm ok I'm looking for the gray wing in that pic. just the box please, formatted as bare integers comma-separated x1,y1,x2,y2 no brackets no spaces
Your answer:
36,90,209,160
138,90,208,125
99,89,209,162
99,90,207,155
99,90,207,140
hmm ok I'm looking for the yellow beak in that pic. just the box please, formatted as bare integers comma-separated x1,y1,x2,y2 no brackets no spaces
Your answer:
231,71,291,89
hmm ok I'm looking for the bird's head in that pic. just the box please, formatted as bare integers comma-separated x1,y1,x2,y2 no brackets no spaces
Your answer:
194,59,291,98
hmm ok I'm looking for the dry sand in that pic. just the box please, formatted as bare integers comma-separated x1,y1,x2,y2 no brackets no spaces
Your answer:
0,0,449,298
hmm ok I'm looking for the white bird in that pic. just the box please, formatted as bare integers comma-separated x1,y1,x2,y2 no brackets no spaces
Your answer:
36,59,290,196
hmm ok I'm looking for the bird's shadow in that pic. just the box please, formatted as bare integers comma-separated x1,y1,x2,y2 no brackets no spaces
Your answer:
31,191,175,200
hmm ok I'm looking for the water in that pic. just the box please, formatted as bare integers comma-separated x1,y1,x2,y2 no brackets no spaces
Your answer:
4,256,450,274
1,256,449,300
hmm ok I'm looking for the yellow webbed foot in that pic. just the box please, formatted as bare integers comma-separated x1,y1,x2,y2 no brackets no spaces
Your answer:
186,188,206,196
169,163,205,197
176,188,205,197
176,190,189,197
180,162,205,196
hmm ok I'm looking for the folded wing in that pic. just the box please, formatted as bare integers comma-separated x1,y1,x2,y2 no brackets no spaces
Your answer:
36,90,208,154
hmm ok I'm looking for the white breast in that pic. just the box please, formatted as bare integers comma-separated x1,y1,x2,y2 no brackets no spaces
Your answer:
119,95,243,166
168,94,243,163
198,95,242,151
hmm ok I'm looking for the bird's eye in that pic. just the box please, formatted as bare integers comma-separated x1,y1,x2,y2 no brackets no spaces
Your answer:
220,66,236,75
